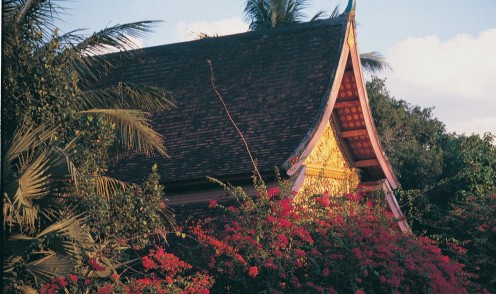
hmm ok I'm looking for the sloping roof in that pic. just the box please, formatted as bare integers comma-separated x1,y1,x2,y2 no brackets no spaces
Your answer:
107,18,349,185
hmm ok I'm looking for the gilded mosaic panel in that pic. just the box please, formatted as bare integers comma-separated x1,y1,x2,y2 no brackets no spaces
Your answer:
298,121,360,197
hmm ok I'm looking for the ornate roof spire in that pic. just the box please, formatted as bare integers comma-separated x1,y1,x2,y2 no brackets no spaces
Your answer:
344,0,356,19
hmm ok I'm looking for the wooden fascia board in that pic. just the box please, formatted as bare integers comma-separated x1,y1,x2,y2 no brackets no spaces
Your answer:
347,23,400,189
286,21,352,177
382,180,410,232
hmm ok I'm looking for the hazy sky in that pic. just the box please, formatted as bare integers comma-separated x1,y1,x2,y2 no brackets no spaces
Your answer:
56,0,496,135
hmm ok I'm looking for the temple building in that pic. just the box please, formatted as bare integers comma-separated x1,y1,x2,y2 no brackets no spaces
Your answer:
107,1,409,231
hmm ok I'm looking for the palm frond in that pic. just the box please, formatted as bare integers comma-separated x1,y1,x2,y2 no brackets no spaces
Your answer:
77,83,175,113
360,51,392,73
192,31,221,40
73,21,159,55
4,150,53,230
310,9,326,22
4,125,56,166
285,0,308,23
328,5,341,19
93,175,137,201
78,109,168,157
57,21,160,84
25,252,73,285
3,234,35,259
13,0,63,39
37,212,87,240
244,0,270,30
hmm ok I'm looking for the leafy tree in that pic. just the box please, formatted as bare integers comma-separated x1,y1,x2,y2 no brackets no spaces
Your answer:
367,77,445,190
367,77,496,291
2,0,174,290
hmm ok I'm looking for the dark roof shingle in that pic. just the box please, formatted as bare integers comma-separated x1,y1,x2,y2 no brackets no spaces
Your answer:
108,19,347,185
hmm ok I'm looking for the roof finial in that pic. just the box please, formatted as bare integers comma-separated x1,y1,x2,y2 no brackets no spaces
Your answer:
344,0,356,18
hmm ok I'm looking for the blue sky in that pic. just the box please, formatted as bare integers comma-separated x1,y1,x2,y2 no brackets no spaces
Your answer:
56,0,496,135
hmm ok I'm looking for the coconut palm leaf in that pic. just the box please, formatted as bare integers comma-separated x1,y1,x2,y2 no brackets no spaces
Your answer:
309,9,326,22
59,21,159,83
8,0,63,41
74,21,158,55
244,0,325,30
77,83,175,113
244,0,270,30
327,5,341,19
79,109,167,157
360,51,392,73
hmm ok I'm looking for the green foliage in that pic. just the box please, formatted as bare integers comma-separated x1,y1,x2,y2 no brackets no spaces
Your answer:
82,165,175,250
2,0,174,291
368,77,445,190
368,77,496,291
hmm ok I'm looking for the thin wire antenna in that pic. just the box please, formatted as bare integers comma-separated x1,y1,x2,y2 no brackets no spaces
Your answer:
207,59,262,180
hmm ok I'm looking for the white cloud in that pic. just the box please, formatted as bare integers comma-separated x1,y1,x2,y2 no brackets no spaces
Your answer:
175,18,249,42
384,28,496,135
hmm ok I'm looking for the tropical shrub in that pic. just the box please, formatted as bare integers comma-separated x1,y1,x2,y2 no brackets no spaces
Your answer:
2,0,174,291
175,178,472,293
368,77,496,291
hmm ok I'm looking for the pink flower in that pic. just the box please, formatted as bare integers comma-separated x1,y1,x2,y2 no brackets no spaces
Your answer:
141,256,157,270
248,266,258,278
267,187,280,199
111,273,119,281
88,258,106,271
208,199,218,208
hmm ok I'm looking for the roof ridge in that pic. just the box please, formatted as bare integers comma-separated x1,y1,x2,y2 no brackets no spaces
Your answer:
141,16,348,54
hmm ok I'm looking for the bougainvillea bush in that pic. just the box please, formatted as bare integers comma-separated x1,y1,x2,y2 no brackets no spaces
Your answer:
39,247,214,294
31,176,477,293
176,178,474,293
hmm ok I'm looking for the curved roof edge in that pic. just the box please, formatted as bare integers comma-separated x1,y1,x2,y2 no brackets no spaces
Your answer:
284,21,351,176
284,18,399,190
348,25,399,189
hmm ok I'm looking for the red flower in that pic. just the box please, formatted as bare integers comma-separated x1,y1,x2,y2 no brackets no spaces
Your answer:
267,187,280,199
88,258,106,271
142,256,157,270
380,275,387,283
248,266,258,278
57,277,68,288
208,199,218,208
69,274,78,283
98,284,114,294
316,192,330,207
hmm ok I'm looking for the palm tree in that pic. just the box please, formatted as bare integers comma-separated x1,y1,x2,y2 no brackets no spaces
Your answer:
243,0,391,73
2,0,174,289
244,0,326,30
